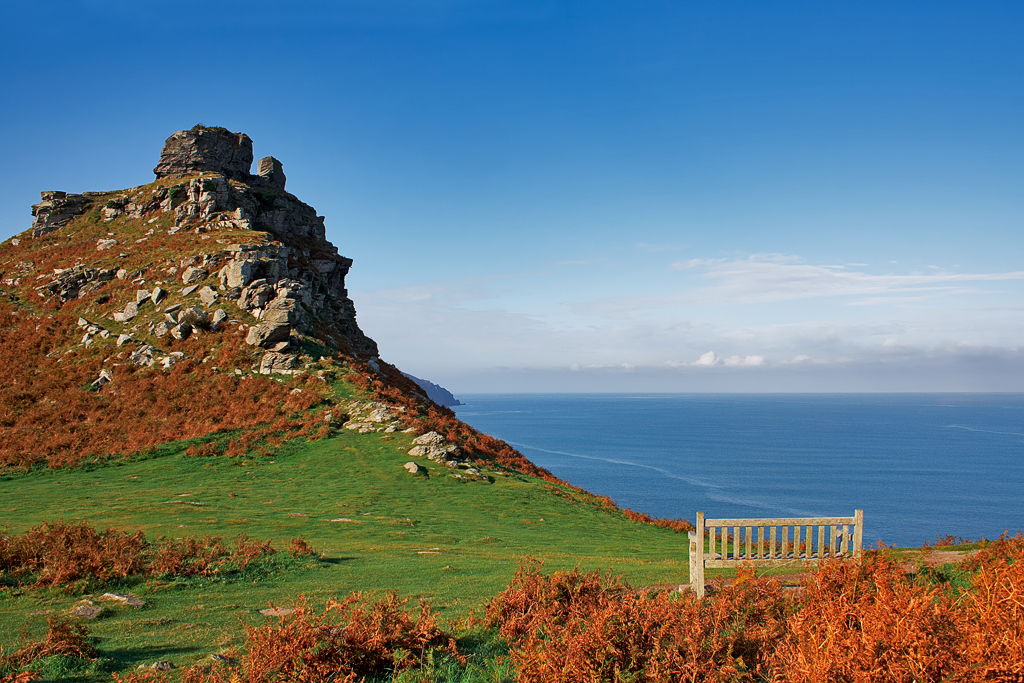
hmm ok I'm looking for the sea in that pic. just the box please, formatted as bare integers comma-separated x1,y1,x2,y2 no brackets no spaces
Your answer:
453,393,1024,549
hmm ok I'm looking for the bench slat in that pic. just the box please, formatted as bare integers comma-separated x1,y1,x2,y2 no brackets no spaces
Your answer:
705,558,831,569
705,516,856,526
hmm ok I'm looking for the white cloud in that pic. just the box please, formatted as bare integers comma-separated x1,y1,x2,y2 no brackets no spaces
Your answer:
693,351,718,366
723,355,766,366
671,253,1024,305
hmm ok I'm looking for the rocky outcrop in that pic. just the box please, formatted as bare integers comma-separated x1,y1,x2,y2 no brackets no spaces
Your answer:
259,351,297,375
257,156,286,189
32,191,91,238
408,431,462,466
27,125,379,362
36,265,116,302
154,126,254,182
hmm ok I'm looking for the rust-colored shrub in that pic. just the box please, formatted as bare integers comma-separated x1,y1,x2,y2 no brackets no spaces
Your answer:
766,536,1024,682
184,442,222,457
622,507,695,533
179,593,446,683
0,300,331,471
230,535,275,570
0,521,148,589
1,672,41,683
766,554,963,682
1,523,314,587
111,671,166,683
147,536,229,577
287,537,316,556
486,559,790,682
3,618,97,667
940,534,1024,681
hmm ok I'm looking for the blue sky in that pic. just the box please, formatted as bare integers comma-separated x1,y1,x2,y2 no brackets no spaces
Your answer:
2,1,1023,392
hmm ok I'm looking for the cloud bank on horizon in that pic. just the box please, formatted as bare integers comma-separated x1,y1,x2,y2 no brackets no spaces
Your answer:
1,1,1022,392
353,250,1024,391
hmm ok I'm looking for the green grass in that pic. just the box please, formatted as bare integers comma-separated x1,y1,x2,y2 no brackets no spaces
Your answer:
0,427,691,676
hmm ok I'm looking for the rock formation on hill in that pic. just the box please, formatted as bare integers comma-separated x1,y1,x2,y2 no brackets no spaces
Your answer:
0,125,551,482
153,126,255,182
27,124,379,374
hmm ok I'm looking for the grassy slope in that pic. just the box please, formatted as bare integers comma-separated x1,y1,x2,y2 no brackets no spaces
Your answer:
0,425,689,672
0,173,688,676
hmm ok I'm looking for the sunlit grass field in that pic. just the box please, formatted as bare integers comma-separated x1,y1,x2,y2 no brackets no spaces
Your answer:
0,427,691,674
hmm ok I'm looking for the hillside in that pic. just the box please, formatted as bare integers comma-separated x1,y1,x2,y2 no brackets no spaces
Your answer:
0,126,696,678
0,125,543,477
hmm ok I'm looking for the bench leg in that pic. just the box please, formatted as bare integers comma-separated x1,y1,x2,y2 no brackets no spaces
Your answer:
689,513,705,598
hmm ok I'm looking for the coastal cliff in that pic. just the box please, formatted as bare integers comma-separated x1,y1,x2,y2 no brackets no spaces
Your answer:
0,126,531,476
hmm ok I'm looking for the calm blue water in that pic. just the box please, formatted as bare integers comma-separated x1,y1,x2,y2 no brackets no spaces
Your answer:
454,394,1024,548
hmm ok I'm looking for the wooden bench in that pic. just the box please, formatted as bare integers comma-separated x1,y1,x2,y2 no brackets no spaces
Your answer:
688,510,863,598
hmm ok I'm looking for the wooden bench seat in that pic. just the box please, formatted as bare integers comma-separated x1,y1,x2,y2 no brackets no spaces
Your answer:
688,510,863,598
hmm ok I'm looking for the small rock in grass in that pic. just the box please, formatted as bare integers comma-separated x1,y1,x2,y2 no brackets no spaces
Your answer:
181,306,208,326
412,431,444,446
259,607,295,617
259,351,296,375
91,369,112,390
170,322,192,340
150,661,175,671
70,604,104,619
198,285,218,306
181,266,207,285
101,592,145,608
210,308,227,331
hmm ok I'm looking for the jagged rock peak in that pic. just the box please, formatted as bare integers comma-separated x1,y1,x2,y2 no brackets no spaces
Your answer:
257,156,286,189
31,191,91,238
154,125,254,182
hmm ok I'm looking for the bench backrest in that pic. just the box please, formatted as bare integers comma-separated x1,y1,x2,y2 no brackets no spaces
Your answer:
688,510,863,598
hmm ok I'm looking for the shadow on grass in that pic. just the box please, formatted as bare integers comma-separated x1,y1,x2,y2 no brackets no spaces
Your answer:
104,643,202,670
